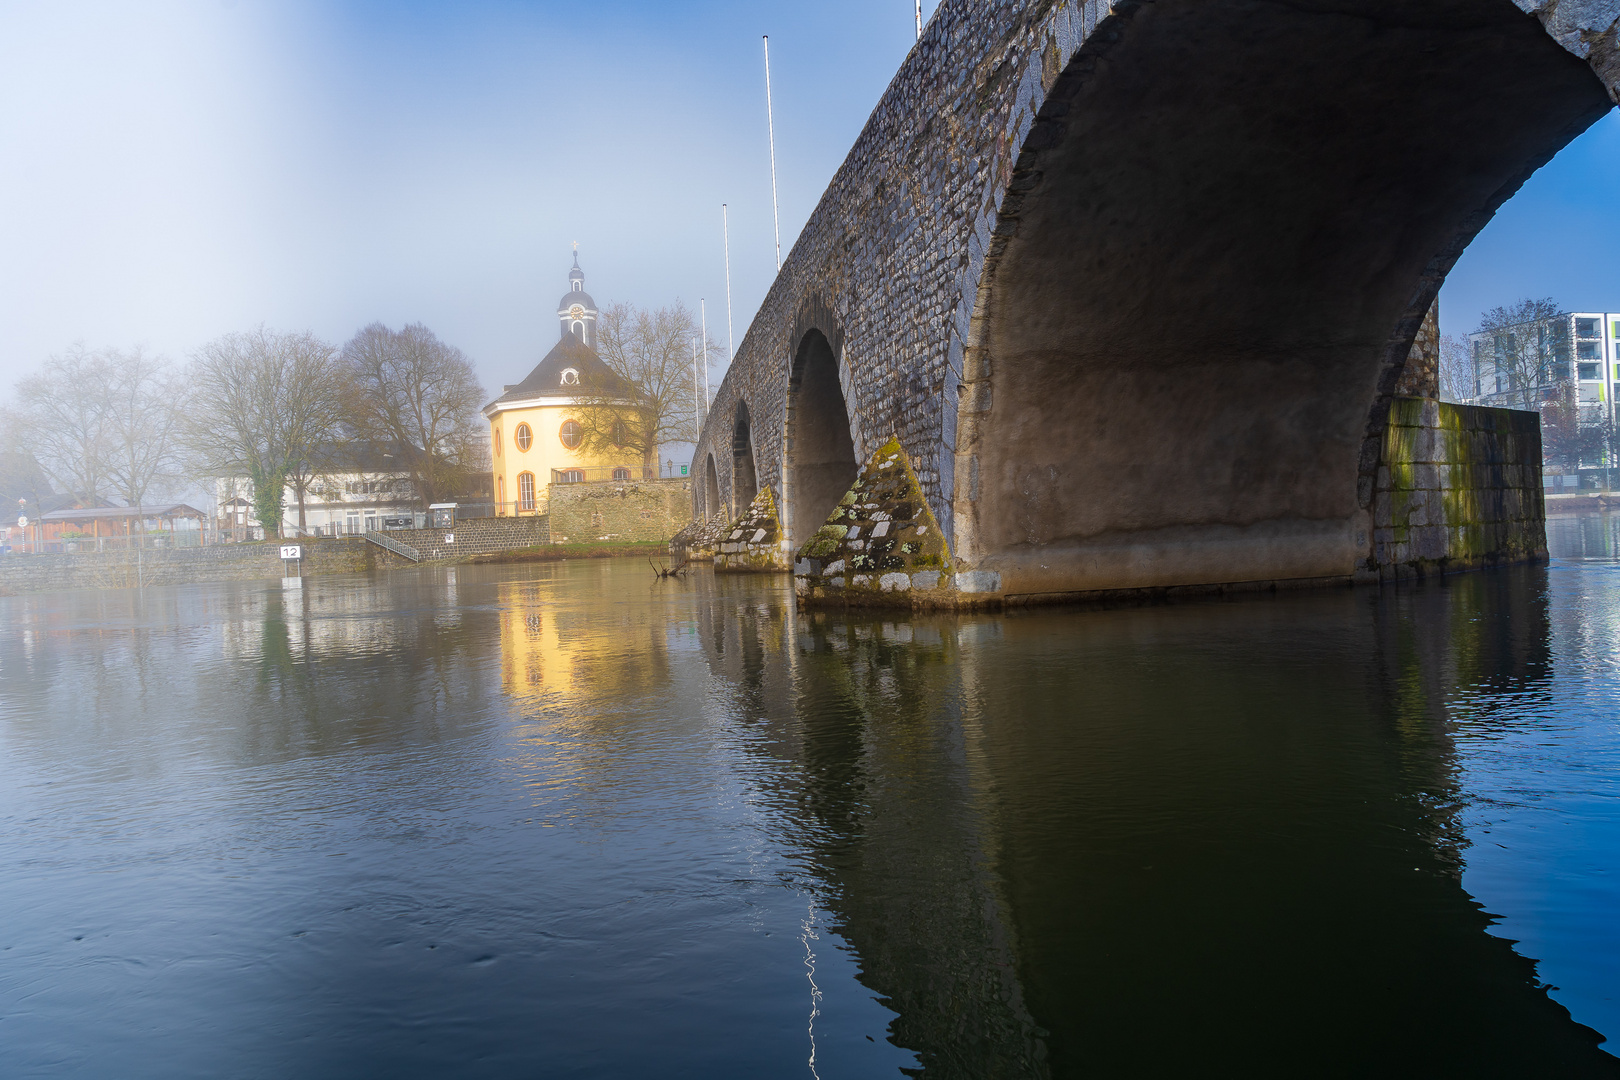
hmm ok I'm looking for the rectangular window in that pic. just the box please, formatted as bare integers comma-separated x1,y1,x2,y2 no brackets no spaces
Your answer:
1578,362,1600,381
1576,317,1600,338
1578,341,1600,360
345,511,360,535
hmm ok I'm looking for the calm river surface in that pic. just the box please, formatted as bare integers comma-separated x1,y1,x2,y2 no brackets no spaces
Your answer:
2,538,1618,1077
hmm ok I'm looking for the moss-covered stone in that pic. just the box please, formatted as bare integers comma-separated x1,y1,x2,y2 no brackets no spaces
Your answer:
714,487,790,573
793,437,957,608
1372,397,1546,582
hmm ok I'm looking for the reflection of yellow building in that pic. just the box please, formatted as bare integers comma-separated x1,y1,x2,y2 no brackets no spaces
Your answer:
496,578,670,706
483,251,632,515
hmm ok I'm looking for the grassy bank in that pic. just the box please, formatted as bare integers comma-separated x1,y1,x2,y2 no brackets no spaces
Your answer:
469,540,671,564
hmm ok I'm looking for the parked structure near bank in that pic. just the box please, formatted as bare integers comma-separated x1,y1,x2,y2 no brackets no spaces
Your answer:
689,0,1614,607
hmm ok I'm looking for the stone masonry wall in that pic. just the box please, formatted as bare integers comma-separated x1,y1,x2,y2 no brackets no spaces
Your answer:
0,537,375,596
1393,300,1441,399
714,488,790,573
0,516,565,595
547,479,692,544
1373,398,1546,580
692,0,1617,550
377,515,552,562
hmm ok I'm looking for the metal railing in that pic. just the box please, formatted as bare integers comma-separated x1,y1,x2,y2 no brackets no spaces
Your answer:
363,530,421,562
549,462,691,484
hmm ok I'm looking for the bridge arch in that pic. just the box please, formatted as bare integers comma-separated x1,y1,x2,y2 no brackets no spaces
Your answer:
950,0,1613,597
783,328,859,548
732,402,759,511
703,453,721,521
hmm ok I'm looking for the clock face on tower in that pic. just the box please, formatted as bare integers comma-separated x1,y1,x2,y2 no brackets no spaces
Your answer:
569,305,585,321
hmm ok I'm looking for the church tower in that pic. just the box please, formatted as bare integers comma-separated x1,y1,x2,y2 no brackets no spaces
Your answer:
556,247,598,348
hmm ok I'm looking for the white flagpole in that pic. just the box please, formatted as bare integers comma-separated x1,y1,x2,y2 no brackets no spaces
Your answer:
763,35,781,272
693,335,703,437
916,0,922,39
700,299,710,413
722,203,735,363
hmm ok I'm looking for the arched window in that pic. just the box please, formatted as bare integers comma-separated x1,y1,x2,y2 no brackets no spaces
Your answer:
514,423,532,452
572,321,584,339
559,420,582,449
493,426,502,457
612,467,631,481
561,368,579,386
517,472,536,512
611,419,627,446
496,475,504,512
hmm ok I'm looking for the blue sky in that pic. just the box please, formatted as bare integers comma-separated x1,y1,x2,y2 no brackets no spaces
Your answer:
0,0,1615,401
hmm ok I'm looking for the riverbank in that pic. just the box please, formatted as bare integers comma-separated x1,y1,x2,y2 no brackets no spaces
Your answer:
0,534,684,596
469,541,672,564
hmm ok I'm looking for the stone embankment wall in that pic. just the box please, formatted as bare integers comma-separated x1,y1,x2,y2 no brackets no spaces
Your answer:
373,515,551,562
1372,398,1546,579
0,537,375,596
0,516,567,595
548,479,692,544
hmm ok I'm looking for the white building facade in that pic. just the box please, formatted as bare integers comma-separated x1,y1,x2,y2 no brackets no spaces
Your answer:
1470,311,1620,418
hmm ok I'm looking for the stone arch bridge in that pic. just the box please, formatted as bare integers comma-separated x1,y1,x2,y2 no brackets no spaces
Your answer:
691,0,1619,606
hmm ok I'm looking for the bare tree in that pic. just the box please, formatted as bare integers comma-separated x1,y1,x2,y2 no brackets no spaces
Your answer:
339,323,486,506
2,344,117,505
1474,298,1568,410
578,301,713,466
1438,333,1477,404
104,347,187,511
186,327,346,537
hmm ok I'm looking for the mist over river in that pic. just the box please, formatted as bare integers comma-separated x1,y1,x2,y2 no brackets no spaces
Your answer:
1,539,1617,1077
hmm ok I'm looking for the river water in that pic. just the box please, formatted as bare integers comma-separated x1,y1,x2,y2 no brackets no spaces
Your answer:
1,530,1617,1078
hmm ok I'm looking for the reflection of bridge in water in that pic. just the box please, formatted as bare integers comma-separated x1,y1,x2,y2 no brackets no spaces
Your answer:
691,568,1619,1076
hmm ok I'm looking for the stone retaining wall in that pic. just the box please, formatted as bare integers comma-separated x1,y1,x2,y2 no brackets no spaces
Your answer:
0,537,375,595
1372,398,1547,579
377,515,551,562
547,479,692,544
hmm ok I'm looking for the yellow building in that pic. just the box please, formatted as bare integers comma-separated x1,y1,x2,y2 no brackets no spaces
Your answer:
484,252,636,515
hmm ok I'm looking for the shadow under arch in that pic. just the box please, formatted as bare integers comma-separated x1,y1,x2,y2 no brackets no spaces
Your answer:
732,402,758,511
703,452,721,521
783,329,859,548
952,0,1613,598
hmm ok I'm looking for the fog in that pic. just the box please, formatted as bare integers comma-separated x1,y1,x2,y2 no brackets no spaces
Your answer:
1,0,1616,404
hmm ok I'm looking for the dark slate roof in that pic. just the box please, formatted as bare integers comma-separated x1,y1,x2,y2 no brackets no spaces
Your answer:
485,338,629,411
557,290,597,312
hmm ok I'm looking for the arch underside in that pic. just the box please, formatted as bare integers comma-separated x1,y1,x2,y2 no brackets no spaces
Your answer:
704,453,721,520
785,331,859,549
957,0,1612,597
732,405,758,513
